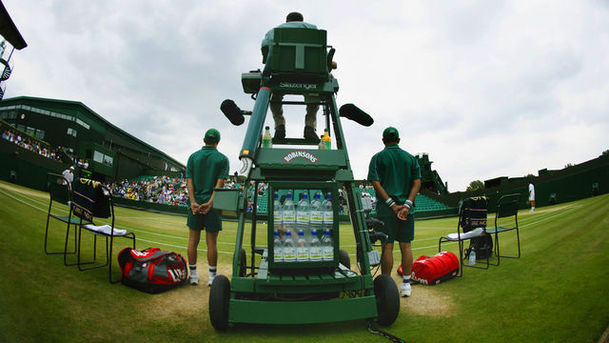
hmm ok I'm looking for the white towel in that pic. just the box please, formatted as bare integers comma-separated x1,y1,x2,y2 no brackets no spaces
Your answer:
446,227,485,240
83,224,127,236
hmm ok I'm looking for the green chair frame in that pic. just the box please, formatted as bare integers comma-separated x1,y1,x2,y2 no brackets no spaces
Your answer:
73,183,136,283
486,193,520,266
438,196,491,277
44,173,92,266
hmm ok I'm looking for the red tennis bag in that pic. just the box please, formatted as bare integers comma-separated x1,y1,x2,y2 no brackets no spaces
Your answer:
118,247,188,293
399,251,459,285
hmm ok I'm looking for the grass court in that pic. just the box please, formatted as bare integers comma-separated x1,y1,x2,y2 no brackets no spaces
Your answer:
0,180,608,342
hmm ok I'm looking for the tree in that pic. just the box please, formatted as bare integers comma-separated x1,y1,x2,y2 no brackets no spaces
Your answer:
467,180,484,192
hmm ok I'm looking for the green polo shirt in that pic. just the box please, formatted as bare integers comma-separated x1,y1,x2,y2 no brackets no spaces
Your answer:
367,144,421,217
261,21,318,50
185,146,229,204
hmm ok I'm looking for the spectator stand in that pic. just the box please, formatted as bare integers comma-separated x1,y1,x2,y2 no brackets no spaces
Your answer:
1,118,63,163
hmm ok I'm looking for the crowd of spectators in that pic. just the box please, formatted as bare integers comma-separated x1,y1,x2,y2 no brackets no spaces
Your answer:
109,176,359,215
109,175,249,208
76,158,89,169
2,128,63,162
109,175,189,206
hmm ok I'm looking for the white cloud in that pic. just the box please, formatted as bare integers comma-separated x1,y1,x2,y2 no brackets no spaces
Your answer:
3,0,608,191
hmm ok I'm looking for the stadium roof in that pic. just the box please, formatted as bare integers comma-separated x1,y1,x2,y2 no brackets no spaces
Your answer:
0,1,27,49
0,95,185,169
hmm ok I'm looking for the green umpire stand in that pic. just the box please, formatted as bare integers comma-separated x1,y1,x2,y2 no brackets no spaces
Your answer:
210,27,399,330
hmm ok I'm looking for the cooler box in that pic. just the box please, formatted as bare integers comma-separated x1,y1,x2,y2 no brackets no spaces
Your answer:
398,251,459,285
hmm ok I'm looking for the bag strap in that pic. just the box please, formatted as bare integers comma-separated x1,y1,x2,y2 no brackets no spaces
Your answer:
130,249,173,263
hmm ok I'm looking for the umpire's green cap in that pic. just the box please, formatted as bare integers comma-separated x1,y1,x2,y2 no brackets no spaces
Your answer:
382,126,399,141
204,128,221,143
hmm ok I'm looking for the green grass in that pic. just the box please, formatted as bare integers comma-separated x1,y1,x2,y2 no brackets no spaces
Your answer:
0,180,608,342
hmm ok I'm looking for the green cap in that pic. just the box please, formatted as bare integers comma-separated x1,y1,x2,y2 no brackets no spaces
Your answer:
204,128,220,143
382,126,399,141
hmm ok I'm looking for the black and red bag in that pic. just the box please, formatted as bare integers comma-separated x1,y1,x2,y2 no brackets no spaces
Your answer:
118,247,188,293
408,251,459,285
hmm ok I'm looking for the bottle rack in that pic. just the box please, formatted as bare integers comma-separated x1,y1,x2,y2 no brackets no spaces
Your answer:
267,181,339,271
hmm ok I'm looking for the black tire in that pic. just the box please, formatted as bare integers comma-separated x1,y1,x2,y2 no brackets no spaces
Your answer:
238,248,247,277
209,274,230,331
374,274,400,326
339,249,351,270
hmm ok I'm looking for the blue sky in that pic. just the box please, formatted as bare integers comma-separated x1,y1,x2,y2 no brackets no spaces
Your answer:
3,0,608,191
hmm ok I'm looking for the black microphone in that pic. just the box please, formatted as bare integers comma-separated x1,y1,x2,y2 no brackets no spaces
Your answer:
220,99,245,126
339,104,374,127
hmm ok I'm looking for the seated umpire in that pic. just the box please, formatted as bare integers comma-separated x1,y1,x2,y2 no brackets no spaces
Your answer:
261,12,321,142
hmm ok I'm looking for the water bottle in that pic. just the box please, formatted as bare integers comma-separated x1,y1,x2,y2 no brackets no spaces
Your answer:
322,193,334,232
469,247,476,265
282,192,296,236
309,230,322,261
273,230,283,262
321,229,334,261
361,192,372,211
296,193,310,238
321,129,331,150
262,126,272,148
296,230,309,262
283,231,296,262
310,193,323,238
273,192,282,232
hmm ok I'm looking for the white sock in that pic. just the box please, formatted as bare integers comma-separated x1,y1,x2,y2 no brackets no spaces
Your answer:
403,275,411,284
189,264,197,274
209,265,217,277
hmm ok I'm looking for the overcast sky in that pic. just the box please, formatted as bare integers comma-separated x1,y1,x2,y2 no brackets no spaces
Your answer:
3,0,608,192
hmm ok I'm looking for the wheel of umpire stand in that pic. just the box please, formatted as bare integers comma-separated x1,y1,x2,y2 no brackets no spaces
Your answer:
209,274,230,330
373,274,400,326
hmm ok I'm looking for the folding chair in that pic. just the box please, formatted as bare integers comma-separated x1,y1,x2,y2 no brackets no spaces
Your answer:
438,196,490,277
71,178,136,283
44,172,92,266
486,193,520,266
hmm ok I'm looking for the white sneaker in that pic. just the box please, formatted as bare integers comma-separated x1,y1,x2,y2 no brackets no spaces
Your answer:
401,282,412,297
208,274,216,286
190,270,199,286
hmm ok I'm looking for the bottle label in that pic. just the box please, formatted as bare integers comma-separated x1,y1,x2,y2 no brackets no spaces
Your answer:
310,210,323,223
283,247,296,262
274,211,282,223
283,210,295,223
296,212,309,224
309,247,322,261
274,247,283,262
297,247,309,261
323,211,333,223
323,247,334,261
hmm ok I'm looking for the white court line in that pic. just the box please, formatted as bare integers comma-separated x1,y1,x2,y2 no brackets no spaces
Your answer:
0,186,583,258
0,187,50,213
0,188,238,251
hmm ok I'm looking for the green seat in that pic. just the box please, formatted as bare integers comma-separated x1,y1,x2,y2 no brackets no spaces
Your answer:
44,172,90,266
487,193,520,266
73,180,136,283
268,28,329,81
438,196,491,277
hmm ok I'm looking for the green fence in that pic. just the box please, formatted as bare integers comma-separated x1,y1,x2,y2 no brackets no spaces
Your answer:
429,154,609,212
112,196,188,215
0,139,67,191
